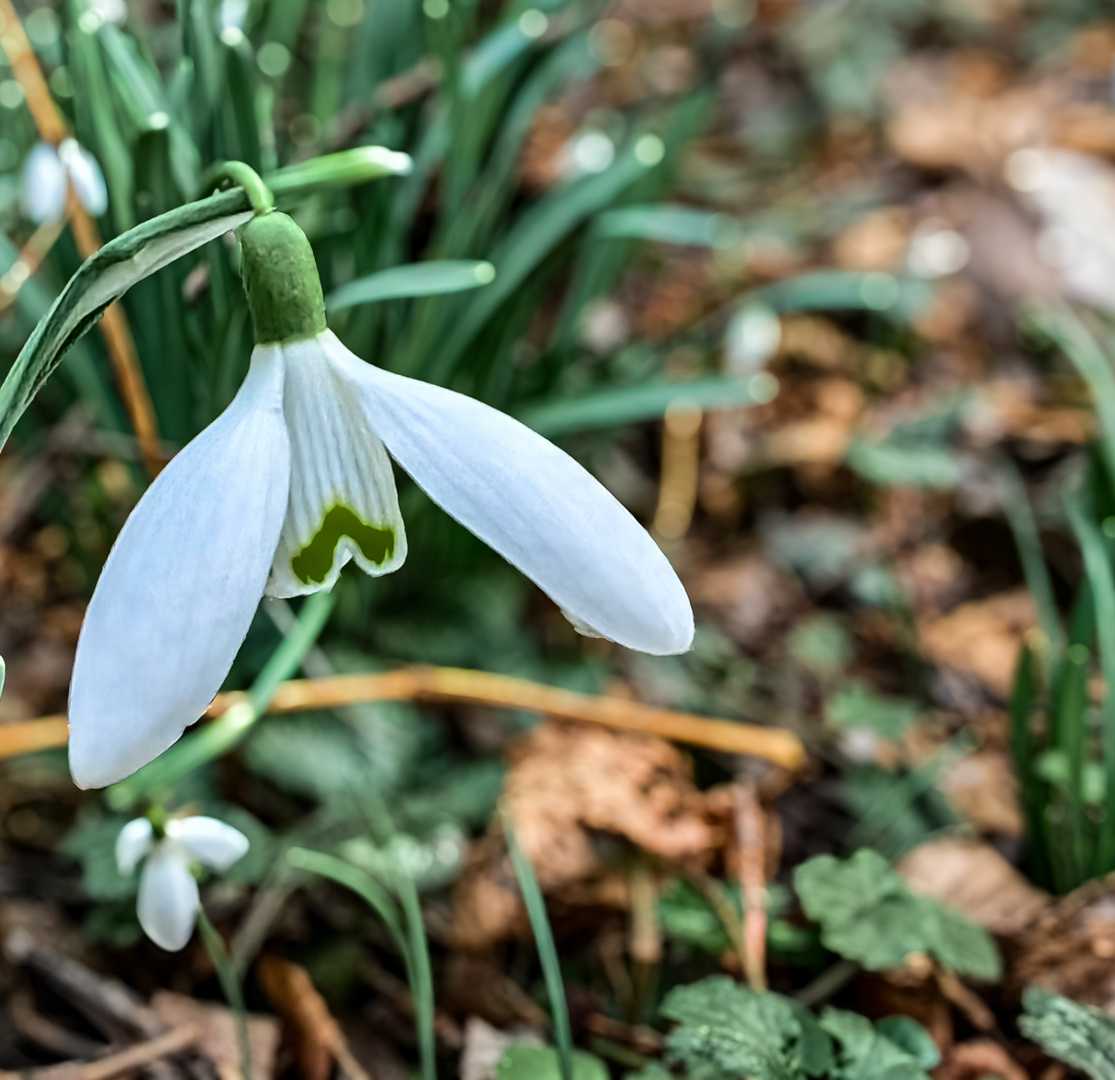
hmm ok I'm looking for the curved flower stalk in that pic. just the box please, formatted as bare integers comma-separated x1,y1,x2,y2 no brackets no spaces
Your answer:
68,210,694,789
116,815,249,951
21,140,108,224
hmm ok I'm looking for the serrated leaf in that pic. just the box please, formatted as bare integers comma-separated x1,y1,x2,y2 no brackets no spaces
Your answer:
497,1046,609,1080
1020,987,1115,1080
795,850,902,930
661,975,823,1080
794,851,1001,981
820,1009,930,1080
0,188,253,453
921,900,1001,983
820,895,929,972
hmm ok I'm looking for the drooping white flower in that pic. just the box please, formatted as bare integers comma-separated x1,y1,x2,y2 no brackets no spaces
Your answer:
68,212,694,789
21,139,109,225
116,815,249,951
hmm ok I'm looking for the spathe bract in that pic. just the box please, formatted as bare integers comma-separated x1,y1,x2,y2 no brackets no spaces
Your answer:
68,212,694,789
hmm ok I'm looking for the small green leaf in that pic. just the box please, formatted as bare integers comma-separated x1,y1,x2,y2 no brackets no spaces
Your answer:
796,850,900,932
795,850,1001,982
1020,987,1115,1080
658,877,737,955
820,1009,931,1080
497,1046,609,1080
661,975,821,1080
825,683,921,741
874,1018,941,1070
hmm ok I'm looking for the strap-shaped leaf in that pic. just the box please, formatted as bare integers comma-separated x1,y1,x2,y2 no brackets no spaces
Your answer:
0,188,254,452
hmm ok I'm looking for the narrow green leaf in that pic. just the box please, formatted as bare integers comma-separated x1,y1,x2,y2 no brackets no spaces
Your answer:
504,812,574,1080
0,188,253,454
595,204,742,247
327,260,495,310
285,848,411,962
519,375,764,437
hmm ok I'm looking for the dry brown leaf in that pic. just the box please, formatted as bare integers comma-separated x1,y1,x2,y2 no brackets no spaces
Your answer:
778,315,860,373
151,991,278,1080
937,752,1025,837
935,1038,1028,1080
459,1018,543,1080
452,722,720,949
831,209,909,271
257,956,352,1080
918,589,1034,700
686,552,804,649
898,838,1048,936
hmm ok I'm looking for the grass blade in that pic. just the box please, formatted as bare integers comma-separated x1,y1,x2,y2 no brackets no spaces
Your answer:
502,809,573,1080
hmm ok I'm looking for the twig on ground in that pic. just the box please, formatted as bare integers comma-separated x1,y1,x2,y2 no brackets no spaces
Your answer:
1,667,807,769
0,1025,198,1080
3,929,165,1041
10,991,107,1061
734,779,769,992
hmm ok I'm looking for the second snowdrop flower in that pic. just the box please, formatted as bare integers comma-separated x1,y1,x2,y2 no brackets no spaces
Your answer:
69,210,694,789
21,140,108,225
116,815,249,951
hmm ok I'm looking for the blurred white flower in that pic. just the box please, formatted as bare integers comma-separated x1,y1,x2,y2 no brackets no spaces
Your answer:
67,212,694,790
21,139,108,224
561,130,615,179
116,815,249,951
88,0,127,23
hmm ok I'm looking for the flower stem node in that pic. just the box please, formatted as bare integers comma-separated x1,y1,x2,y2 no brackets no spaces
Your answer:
238,212,326,345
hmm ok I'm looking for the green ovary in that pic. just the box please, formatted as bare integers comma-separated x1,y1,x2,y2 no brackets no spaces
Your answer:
291,504,396,584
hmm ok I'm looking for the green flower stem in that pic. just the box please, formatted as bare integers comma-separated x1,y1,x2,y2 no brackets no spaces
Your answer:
106,591,336,810
197,906,253,1080
198,161,276,215
354,793,437,1080
503,808,574,1080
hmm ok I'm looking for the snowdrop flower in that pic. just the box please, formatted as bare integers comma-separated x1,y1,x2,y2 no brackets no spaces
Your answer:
68,212,693,789
116,815,249,951
21,139,108,225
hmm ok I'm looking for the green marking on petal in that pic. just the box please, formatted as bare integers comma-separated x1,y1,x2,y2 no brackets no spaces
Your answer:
291,504,396,585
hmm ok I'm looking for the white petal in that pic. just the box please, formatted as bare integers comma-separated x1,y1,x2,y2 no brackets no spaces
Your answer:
115,817,154,875
68,351,291,789
21,143,68,225
327,334,694,655
137,843,199,951
165,816,249,871
264,335,406,598
59,139,108,218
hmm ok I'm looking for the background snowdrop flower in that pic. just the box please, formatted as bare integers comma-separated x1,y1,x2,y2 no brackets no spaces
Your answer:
68,211,694,789
116,815,249,951
20,139,108,225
